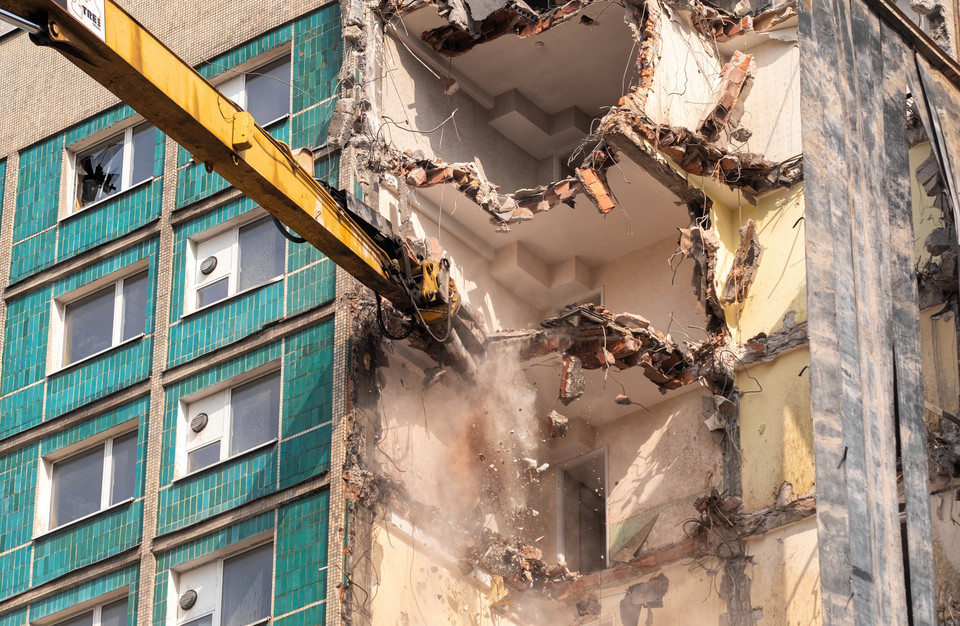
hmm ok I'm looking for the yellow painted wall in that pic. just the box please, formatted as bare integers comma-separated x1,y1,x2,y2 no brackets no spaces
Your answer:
745,516,822,625
920,308,960,428
738,348,815,513
714,184,807,343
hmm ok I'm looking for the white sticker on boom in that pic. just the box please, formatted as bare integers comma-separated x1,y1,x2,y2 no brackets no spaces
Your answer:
67,0,105,40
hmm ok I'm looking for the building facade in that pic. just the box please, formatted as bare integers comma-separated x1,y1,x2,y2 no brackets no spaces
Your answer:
0,0,959,624
0,3,347,624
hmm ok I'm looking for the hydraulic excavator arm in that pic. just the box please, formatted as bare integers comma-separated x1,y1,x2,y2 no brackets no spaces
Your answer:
0,0,483,374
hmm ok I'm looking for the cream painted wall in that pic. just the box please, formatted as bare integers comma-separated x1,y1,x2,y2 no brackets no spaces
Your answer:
379,37,542,192
745,516,822,625
591,236,709,344
596,558,728,626
596,389,721,556
369,520,528,626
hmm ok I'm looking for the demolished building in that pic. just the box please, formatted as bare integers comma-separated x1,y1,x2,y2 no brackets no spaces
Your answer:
337,0,960,622
0,0,959,623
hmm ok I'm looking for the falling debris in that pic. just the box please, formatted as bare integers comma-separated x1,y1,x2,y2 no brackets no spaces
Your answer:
422,365,447,389
720,218,762,305
559,355,586,405
548,410,569,437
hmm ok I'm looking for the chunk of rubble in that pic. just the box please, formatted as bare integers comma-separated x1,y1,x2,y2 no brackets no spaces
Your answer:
492,305,698,397
548,410,569,437
560,355,586,405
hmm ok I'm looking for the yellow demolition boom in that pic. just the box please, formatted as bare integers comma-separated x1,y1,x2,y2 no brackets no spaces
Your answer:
0,0,483,374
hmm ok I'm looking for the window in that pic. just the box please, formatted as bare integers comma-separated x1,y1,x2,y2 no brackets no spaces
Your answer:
56,269,149,367
187,216,285,312
181,372,280,475
49,431,137,529
52,598,129,626
557,449,608,573
220,57,291,127
72,123,156,213
174,543,273,626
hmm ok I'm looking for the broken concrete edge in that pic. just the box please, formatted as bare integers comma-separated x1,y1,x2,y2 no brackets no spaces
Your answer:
734,310,808,366
389,0,797,57
600,107,804,199
676,0,799,43
499,490,816,607
490,304,704,395
385,0,601,56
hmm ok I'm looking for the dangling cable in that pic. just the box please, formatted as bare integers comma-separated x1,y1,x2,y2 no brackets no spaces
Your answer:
376,292,414,340
271,215,307,243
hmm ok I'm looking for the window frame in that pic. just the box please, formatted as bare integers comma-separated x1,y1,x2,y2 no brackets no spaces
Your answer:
36,593,131,626
48,262,150,373
62,119,158,218
555,447,609,574
170,540,275,626
34,424,139,537
174,364,282,480
184,211,286,315
213,48,292,129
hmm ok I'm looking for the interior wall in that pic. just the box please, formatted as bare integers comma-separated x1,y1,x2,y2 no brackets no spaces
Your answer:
726,32,803,163
591,235,707,342
645,7,723,131
379,36,542,192
744,516,822,624
595,389,720,557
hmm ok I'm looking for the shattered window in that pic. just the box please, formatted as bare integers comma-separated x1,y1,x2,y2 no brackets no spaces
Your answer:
73,123,156,212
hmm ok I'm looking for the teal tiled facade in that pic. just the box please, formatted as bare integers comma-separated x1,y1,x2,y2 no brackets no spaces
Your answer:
158,320,333,534
166,192,335,367
174,4,340,209
0,398,148,601
151,492,329,625
0,567,139,625
0,5,342,623
0,239,158,438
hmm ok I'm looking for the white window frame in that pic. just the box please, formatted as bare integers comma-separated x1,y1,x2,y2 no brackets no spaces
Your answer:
62,120,157,218
174,364,282,480
34,593,131,626
34,424,138,537
48,261,149,373
555,447,609,574
215,50,292,129
169,540,275,626
184,211,286,315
